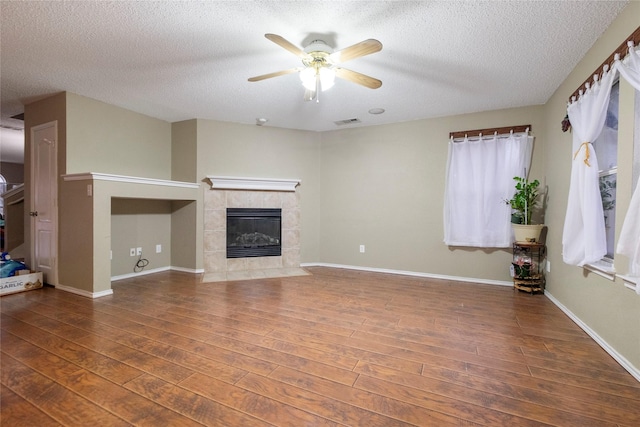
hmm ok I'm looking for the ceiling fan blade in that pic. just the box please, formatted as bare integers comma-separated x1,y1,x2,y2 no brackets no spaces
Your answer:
335,67,382,89
265,33,308,59
330,39,382,63
248,68,301,82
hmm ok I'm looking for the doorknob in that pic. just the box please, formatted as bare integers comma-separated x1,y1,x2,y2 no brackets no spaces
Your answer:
30,211,38,217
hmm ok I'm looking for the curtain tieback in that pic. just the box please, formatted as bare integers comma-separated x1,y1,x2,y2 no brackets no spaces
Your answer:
573,142,591,167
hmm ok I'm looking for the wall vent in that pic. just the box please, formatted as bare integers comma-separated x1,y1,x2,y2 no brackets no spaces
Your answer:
333,118,361,126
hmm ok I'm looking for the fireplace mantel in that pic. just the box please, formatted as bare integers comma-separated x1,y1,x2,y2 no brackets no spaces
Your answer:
206,176,300,192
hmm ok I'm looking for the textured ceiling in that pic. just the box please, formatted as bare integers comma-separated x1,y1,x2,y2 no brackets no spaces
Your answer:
0,0,630,162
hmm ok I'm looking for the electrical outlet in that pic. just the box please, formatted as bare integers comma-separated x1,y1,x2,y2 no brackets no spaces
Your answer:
359,245,365,253
129,248,136,257
155,244,162,253
546,261,551,273
136,247,142,256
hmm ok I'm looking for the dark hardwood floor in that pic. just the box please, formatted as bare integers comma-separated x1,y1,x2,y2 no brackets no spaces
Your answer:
1,267,639,426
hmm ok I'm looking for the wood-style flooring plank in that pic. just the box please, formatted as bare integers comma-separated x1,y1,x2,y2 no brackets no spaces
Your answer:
124,373,272,426
268,366,484,426
236,372,416,426
1,315,144,385
1,332,201,426
0,384,62,427
180,372,343,426
354,362,617,426
1,352,131,426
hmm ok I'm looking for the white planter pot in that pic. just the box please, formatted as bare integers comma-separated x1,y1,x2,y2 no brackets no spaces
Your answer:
512,224,544,243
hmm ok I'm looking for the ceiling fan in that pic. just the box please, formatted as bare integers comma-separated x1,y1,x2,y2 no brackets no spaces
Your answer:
248,33,382,102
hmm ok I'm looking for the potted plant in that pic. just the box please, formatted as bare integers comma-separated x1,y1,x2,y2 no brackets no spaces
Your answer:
506,176,544,243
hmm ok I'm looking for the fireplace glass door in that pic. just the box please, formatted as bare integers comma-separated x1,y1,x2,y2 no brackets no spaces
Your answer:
226,208,281,258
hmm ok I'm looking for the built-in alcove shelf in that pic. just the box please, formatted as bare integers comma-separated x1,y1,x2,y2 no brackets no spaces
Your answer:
58,172,201,298
205,176,300,192
63,172,200,190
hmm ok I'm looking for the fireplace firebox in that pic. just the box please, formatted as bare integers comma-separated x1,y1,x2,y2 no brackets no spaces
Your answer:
226,208,282,258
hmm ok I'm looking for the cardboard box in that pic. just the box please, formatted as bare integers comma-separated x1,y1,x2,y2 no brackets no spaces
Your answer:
0,271,43,296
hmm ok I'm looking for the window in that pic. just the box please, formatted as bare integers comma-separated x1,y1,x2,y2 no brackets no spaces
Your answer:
593,80,619,262
444,131,533,248
617,82,640,292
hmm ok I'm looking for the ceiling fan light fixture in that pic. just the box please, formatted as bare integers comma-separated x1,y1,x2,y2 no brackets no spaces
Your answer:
300,67,316,91
319,67,335,91
300,66,335,92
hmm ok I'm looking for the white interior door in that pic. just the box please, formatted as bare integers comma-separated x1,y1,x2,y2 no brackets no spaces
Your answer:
30,121,58,285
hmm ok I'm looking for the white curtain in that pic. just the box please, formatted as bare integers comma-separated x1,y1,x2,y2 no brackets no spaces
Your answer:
444,132,533,247
615,42,640,283
562,66,617,266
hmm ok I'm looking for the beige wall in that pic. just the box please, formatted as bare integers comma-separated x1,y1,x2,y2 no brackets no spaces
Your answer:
541,2,640,370
195,120,322,263
171,119,198,182
66,92,172,179
319,106,545,281
58,178,94,292
111,198,172,276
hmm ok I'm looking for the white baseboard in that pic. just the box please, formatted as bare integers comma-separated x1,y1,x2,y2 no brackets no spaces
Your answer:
110,266,203,281
55,283,113,299
544,290,640,383
55,266,203,298
301,262,513,287
170,266,205,274
111,266,171,282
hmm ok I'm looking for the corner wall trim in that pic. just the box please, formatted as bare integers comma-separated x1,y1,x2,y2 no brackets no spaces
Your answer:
301,263,513,287
55,283,114,299
545,290,640,383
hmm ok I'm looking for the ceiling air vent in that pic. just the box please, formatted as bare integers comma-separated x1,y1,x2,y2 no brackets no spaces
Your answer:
334,118,361,126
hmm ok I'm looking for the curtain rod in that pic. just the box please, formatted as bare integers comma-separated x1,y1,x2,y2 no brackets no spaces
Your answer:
449,124,531,139
569,26,640,103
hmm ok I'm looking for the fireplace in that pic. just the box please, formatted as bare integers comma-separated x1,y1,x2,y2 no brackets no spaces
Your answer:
226,208,282,258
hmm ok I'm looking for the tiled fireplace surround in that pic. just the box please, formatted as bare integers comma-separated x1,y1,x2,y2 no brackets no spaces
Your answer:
202,177,308,282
